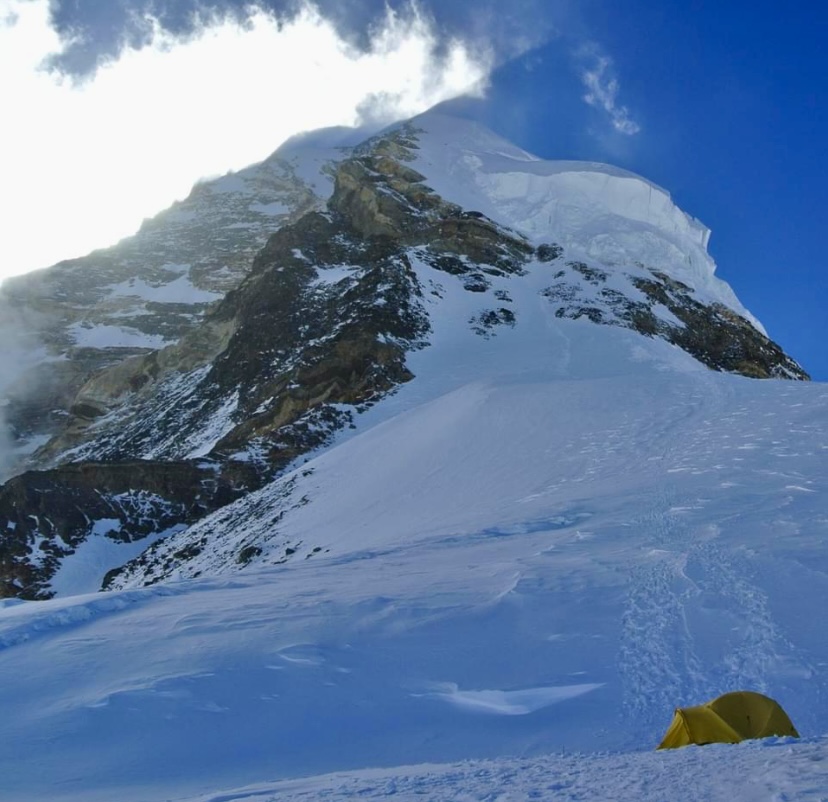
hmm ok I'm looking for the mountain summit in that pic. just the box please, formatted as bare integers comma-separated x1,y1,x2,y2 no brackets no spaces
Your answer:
0,111,809,598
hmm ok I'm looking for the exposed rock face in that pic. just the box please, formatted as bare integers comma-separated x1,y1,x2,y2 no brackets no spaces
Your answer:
0,150,325,464
0,118,809,598
542,261,808,380
0,124,538,596
35,126,536,472
101,468,317,591
0,460,258,599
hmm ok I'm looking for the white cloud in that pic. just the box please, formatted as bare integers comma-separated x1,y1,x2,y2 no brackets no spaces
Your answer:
0,0,491,280
579,46,640,136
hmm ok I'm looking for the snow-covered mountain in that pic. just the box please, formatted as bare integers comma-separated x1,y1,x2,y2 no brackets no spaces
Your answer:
0,111,825,801
0,112,808,597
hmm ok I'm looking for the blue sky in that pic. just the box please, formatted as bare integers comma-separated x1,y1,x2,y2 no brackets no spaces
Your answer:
2,0,825,378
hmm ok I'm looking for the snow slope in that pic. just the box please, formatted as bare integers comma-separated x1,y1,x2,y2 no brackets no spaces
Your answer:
0,323,825,800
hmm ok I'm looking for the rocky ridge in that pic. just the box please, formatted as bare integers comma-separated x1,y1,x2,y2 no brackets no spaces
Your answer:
0,147,330,464
542,260,807,380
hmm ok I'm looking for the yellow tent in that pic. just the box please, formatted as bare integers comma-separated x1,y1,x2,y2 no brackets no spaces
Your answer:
657,690,799,749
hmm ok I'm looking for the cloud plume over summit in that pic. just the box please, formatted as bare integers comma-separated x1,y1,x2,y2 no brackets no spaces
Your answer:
0,0,490,280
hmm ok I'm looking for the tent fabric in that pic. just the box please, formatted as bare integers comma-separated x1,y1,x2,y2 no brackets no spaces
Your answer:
657,691,799,750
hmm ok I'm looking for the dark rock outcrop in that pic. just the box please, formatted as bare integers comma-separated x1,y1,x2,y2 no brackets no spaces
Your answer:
543,263,809,380
0,460,258,598
0,147,323,468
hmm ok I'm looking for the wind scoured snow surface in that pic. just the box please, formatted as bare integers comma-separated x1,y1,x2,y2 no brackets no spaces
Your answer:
177,737,828,802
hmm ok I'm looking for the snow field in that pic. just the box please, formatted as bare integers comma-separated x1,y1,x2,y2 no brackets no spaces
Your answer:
1,353,824,801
